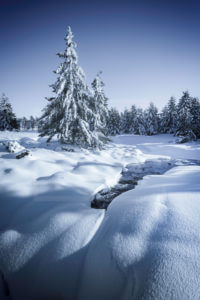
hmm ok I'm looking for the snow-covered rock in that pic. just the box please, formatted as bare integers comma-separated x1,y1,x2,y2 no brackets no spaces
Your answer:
15,149,30,159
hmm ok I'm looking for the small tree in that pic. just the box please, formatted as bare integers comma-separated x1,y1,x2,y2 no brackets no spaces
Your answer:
167,97,177,134
39,27,105,149
0,93,18,131
176,91,194,138
160,105,169,133
129,105,139,134
190,97,200,139
120,108,132,133
137,108,146,135
144,102,159,135
90,72,109,141
30,116,36,130
107,108,121,136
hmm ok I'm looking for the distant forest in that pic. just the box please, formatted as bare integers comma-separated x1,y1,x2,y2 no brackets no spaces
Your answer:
107,91,200,142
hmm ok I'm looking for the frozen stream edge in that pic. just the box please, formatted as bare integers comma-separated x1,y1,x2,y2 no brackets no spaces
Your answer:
91,158,200,209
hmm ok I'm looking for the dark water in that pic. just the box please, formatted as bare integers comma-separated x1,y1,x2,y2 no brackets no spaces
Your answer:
91,159,200,209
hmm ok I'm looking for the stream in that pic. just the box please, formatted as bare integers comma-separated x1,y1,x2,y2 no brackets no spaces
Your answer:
91,158,200,209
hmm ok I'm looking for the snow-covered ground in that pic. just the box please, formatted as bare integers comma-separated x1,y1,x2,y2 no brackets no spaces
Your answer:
0,131,200,299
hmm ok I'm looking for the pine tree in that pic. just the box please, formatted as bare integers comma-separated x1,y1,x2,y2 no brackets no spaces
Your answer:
176,91,194,139
30,116,36,130
160,105,169,133
144,102,159,135
160,97,177,134
90,72,109,140
137,108,146,135
120,108,132,133
107,107,121,136
39,27,104,149
190,97,200,139
167,97,177,134
129,105,139,134
0,93,18,131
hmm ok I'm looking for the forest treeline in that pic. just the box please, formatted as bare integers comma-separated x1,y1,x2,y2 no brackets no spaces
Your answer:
107,91,200,141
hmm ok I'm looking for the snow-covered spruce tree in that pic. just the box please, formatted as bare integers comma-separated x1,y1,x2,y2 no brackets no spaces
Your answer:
160,105,169,133
137,108,147,135
120,108,132,133
30,116,36,130
160,97,177,134
90,72,109,142
190,97,200,139
176,91,195,139
107,107,121,135
129,105,139,134
0,93,18,131
144,102,160,135
39,27,105,149
167,97,177,134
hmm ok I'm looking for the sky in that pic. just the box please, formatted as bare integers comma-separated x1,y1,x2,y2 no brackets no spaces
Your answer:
0,0,200,117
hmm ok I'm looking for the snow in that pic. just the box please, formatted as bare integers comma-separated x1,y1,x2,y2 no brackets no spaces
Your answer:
0,131,200,299
112,134,200,160
80,165,200,299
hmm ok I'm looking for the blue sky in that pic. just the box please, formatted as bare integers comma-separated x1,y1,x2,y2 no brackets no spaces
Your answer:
0,0,200,117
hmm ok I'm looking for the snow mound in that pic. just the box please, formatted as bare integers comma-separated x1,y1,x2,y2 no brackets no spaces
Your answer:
2,141,25,153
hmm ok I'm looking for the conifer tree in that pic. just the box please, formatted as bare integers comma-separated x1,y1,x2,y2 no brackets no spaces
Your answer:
160,105,169,133
39,27,104,149
90,72,109,139
167,97,177,134
145,102,159,135
176,91,194,138
107,108,121,135
0,93,18,131
190,97,200,139
129,105,139,134
160,97,177,134
120,108,132,133
30,116,36,130
137,108,146,135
